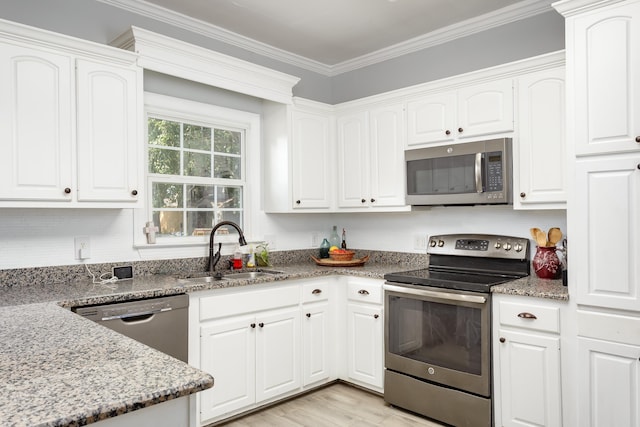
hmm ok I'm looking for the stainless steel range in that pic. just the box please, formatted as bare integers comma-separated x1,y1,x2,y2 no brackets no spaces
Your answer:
383,234,530,427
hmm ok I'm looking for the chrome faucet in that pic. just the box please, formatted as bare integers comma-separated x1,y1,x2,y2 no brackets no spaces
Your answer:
208,221,248,276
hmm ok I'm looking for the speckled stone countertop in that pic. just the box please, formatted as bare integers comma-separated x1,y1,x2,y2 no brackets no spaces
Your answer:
0,255,566,426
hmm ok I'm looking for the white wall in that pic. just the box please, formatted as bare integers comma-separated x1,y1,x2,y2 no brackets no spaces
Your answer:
0,206,565,269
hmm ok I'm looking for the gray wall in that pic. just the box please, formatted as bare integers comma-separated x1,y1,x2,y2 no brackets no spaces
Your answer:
1,0,563,104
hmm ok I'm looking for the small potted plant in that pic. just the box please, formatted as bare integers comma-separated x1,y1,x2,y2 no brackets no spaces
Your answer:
255,243,270,267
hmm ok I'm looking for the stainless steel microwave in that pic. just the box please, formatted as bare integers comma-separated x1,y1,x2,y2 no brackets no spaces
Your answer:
405,138,512,206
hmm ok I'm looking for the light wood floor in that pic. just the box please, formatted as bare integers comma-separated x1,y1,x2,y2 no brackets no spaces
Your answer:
217,382,444,427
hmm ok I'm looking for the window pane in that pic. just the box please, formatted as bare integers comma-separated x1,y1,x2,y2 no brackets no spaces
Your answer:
155,211,184,236
217,186,242,209
148,119,180,147
184,124,211,151
187,211,214,235
214,129,241,155
214,156,241,179
219,210,242,226
152,183,183,208
187,185,215,208
149,148,180,175
184,151,211,177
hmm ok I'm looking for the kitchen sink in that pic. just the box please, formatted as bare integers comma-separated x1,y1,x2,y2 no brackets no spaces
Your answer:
176,269,285,285
223,270,285,280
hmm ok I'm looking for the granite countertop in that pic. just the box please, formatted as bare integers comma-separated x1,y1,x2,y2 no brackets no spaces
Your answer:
0,259,567,426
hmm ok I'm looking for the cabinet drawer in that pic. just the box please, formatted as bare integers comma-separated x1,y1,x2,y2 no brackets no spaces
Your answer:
347,279,383,304
499,300,560,333
200,285,300,321
302,281,329,303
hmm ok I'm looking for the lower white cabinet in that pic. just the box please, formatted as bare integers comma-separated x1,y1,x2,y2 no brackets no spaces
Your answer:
301,281,332,387
493,294,564,427
345,278,384,391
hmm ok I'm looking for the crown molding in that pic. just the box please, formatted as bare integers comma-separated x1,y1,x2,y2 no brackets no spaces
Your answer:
99,0,554,77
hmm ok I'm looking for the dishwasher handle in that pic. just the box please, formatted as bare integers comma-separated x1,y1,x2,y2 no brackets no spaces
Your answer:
101,307,171,322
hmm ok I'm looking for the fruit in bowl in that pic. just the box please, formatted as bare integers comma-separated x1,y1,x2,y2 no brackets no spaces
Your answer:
329,248,355,261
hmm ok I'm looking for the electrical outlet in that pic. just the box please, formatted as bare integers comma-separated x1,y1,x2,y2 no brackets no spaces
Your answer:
74,236,91,259
414,235,427,250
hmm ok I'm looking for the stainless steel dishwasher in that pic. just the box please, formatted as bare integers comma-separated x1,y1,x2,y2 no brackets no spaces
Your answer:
73,294,189,362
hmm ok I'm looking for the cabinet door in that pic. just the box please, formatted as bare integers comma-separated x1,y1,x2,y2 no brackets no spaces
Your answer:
573,2,640,156
302,302,331,387
76,59,140,203
347,303,383,389
0,44,73,201
337,111,369,208
578,337,640,427
369,104,406,207
406,92,456,146
574,155,640,311
291,109,332,209
498,329,562,427
515,67,567,208
255,307,301,402
457,79,514,138
200,315,256,422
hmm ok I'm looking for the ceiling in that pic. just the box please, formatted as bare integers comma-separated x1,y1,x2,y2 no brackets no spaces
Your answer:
101,0,554,74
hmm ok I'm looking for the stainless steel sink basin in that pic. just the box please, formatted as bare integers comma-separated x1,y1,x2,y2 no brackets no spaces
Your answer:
176,275,228,285
176,269,284,285
223,270,285,280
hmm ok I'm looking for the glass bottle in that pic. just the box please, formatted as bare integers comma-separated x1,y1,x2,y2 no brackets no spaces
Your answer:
319,238,330,258
329,225,340,248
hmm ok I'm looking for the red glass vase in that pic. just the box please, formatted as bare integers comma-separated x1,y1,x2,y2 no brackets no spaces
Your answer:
533,246,561,279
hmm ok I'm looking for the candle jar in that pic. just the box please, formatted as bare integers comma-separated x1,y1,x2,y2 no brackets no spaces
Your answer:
532,246,561,279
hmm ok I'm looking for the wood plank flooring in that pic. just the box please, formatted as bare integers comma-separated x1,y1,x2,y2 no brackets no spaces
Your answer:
216,382,444,427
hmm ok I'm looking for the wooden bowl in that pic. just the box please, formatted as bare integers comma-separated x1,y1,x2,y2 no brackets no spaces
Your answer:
329,250,355,261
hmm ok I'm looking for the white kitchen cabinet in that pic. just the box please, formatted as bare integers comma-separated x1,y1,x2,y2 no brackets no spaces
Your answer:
345,278,384,391
301,281,332,387
262,99,334,212
406,79,514,147
0,20,142,207
336,103,407,209
573,155,640,311
194,284,301,425
514,67,567,209
493,295,564,427
569,1,640,157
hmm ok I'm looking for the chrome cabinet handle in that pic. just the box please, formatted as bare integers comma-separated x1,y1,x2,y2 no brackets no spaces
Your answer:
312,289,322,294
517,312,537,319
358,289,369,295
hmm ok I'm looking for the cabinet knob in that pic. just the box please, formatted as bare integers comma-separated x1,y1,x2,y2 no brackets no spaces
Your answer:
64,187,71,194
445,130,451,136
636,136,640,143
358,289,370,295
131,189,138,196
312,289,322,294
520,192,526,198
458,127,464,133
517,312,537,319
361,198,366,203
259,322,264,328
295,200,301,205
499,337,506,343
637,164,640,170
374,314,379,319
250,323,256,328
370,198,376,203
306,313,311,318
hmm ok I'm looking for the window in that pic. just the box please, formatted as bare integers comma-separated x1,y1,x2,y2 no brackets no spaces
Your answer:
141,93,258,246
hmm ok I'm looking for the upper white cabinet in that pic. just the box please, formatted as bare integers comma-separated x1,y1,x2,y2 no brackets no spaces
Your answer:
336,104,407,209
0,20,142,208
570,1,640,156
406,79,514,147
514,67,567,209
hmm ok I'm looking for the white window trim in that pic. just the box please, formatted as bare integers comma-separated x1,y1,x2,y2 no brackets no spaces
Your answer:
133,92,261,256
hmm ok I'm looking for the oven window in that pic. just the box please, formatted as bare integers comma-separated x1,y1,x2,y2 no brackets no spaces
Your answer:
387,295,483,375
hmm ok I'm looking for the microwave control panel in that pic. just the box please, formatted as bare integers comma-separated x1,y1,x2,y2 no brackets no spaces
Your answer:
486,151,503,192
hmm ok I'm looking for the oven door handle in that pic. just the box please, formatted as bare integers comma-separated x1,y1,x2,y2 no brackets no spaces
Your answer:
475,152,483,193
384,283,487,304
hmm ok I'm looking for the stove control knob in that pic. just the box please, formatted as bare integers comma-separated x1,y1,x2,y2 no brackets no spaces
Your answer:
504,243,512,251
494,242,502,249
514,243,523,252
429,240,437,247
437,240,445,247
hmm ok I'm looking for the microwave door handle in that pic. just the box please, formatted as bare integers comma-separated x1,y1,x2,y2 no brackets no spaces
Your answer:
475,152,483,193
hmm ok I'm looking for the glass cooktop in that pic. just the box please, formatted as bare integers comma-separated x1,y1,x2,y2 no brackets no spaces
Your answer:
384,268,521,293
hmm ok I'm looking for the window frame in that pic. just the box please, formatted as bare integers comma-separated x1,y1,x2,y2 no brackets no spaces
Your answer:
134,92,260,250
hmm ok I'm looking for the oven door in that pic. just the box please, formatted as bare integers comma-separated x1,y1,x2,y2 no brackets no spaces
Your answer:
384,283,491,397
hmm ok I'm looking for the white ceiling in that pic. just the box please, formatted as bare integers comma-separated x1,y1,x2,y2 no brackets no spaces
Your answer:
100,0,554,74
